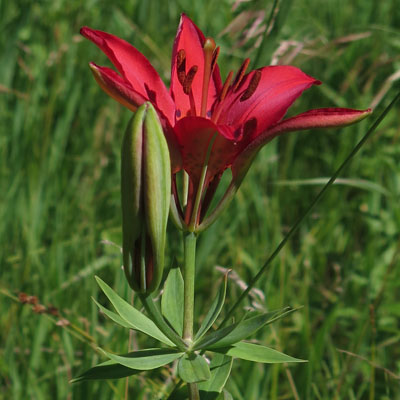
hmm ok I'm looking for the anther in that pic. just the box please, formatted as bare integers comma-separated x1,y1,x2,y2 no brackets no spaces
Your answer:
240,70,261,101
211,46,220,73
177,49,186,85
183,65,198,95
232,58,250,92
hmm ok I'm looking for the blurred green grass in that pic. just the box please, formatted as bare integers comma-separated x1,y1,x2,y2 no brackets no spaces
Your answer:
1,0,400,399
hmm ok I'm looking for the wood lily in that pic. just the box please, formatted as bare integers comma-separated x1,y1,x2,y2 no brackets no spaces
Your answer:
81,14,371,231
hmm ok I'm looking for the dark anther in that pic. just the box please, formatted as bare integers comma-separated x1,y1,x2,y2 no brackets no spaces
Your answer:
240,70,261,102
177,49,186,85
232,58,250,92
183,65,198,95
211,47,220,72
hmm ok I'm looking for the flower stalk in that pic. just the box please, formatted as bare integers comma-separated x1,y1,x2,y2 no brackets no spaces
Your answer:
183,232,197,342
182,231,199,399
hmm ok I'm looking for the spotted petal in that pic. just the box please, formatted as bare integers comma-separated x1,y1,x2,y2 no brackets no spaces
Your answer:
219,66,321,143
232,107,372,178
170,14,222,120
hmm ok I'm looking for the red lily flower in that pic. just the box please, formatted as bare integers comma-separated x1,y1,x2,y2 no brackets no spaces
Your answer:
80,14,371,230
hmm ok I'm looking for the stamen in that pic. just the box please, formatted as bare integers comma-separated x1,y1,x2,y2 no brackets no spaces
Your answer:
219,70,234,102
211,47,220,73
183,65,198,95
188,91,197,116
200,37,216,117
177,49,186,85
240,70,261,101
211,71,233,124
232,58,250,92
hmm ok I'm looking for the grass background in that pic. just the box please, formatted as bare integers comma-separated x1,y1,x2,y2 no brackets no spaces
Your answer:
1,0,399,398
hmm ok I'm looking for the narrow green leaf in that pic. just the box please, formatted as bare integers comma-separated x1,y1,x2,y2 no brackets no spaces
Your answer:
193,323,237,351
100,348,184,371
95,276,174,346
161,267,184,335
208,307,296,349
71,359,140,383
195,308,294,350
92,297,132,329
195,272,228,341
198,353,233,399
213,342,306,364
273,177,391,196
177,353,211,383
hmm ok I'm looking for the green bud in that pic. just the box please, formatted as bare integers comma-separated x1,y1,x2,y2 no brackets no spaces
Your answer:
121,103,171,293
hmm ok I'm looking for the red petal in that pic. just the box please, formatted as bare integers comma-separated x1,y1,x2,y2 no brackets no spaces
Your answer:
80,27,175,124
266,107,373,136
170,14,222,119
90,63,182,174
89,62,146,111
174,116,236,184
232,107,372,178
219,66,321,141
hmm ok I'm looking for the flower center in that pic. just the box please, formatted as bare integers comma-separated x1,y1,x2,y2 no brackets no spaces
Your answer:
175,45,260,123
210,58,251,125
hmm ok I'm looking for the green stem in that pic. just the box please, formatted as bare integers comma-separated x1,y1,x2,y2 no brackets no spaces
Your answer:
182,231,199,399
187,383,200,400
183,232,197,341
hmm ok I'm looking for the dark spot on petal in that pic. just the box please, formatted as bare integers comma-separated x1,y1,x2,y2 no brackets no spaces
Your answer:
233,128,241,140
145,83,156,104
242,118,257,138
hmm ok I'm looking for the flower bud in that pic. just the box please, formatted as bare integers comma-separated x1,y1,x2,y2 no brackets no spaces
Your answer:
121,103,171,293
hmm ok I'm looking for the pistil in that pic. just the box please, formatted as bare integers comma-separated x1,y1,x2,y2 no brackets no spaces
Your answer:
200,38,216,117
